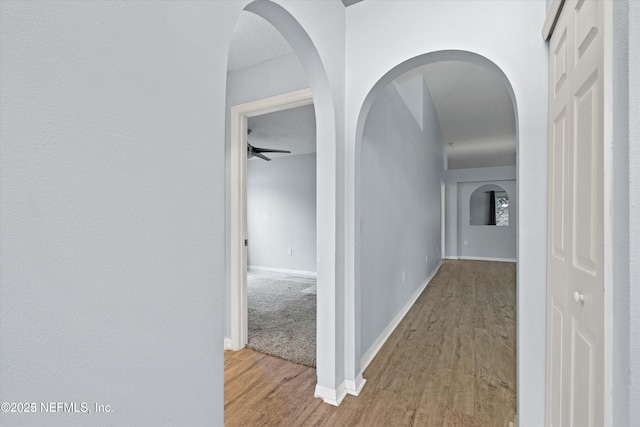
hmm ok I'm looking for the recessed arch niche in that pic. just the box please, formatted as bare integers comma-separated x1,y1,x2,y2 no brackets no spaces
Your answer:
469,184,510,226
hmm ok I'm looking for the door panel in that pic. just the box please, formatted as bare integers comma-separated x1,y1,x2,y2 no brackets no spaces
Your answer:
554,29,568,95
573,71,599,274
549,301,565,426
551,109,567,261
547,1,605,425
575,0,598,60
571,319,595,427
547,7,572,424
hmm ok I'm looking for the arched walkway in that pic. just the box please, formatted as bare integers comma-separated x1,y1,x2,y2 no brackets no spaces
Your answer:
348,50,519,404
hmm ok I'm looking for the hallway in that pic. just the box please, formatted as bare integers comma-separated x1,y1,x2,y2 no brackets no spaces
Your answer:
225,260,516,426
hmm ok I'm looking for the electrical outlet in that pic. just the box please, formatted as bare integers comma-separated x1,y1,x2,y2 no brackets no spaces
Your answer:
287,248,292,255
464,240,469,246
402,272,405,283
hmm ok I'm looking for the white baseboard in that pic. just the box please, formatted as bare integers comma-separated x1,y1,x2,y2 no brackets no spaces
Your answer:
345,373,367,396
248,265,317,278
314,381,347,406
360,261,443,372
452,256,517,263
223,338,233,350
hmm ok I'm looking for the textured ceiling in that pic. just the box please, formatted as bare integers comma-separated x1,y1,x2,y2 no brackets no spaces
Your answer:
228,12,293,72
247,104,317,160
398,61,516,169
228,2,362,72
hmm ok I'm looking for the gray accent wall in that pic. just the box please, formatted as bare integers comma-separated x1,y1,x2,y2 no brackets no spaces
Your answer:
360,78,444,355
629,2,640,422
445,166,517,260
0,2,237,425
615,1,640,424
247,153,317,273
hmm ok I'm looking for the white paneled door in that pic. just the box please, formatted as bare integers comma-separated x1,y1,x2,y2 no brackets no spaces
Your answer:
546,0,606,426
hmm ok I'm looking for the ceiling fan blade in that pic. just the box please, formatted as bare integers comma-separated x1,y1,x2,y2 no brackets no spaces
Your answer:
247,142,286,160
252,147,291,154
253,152,271,161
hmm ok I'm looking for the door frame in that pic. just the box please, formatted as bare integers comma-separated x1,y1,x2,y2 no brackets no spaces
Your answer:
441,180,446,258
229,88,314,351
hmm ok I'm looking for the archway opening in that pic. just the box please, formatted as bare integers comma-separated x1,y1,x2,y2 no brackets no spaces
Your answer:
351,50,519,420
224,0,339,406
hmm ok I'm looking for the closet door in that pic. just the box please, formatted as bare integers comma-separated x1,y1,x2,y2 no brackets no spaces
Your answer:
546,1,605,426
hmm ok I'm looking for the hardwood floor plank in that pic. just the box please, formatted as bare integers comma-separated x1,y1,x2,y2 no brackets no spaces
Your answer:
225,260,516,426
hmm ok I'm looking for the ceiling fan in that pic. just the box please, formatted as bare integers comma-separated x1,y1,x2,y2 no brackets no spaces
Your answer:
247,129,291,161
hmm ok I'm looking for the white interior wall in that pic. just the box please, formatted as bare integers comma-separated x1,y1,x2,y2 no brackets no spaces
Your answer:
360,78,444,356
247,153,317,274
345,2,548,424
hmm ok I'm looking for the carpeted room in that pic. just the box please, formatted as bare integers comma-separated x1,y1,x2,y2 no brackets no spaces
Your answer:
245,104,317,368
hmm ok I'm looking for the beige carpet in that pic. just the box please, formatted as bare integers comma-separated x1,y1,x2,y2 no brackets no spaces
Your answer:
247,273,316,367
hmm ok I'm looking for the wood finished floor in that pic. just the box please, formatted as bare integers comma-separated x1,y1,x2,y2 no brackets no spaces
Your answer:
225,260,517,426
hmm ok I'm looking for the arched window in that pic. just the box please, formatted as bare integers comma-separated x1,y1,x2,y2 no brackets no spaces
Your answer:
470,184,509,226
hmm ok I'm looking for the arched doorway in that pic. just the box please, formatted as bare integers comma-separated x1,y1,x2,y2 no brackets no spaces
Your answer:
348,50,520,407
226,0,340,403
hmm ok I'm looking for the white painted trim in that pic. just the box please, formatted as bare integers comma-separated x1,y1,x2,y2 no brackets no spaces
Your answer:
345,374,367,396
234,88,314,117
223,338,233,350
542,0,565,41
445,256,517,263
314,381,347,406
229,102,248,351
441,180,446,258
230,89,314,352
455,256,517,263
360,261,443,372
248,265,317,278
